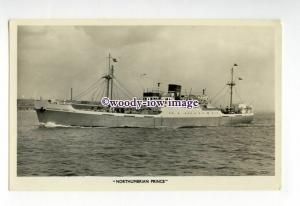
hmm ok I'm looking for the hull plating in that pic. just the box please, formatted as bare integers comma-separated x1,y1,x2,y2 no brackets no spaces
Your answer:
35,109,254,128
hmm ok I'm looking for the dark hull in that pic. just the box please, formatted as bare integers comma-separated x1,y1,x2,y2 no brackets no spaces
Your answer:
35,109,254,128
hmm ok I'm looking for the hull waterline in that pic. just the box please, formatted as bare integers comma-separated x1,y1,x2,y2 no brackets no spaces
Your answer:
35,109,254,128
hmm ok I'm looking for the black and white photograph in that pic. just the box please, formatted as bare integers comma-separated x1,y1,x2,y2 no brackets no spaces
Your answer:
10,20,281,189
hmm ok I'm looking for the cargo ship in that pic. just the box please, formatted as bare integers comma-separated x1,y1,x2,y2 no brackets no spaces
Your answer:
34,55,254,128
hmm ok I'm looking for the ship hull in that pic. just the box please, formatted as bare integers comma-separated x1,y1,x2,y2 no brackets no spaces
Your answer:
35,109,254,128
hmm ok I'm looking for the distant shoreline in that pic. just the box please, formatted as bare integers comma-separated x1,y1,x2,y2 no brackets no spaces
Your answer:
17,99,34,110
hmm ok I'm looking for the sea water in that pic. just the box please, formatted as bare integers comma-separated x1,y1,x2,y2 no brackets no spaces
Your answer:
17,110,275,176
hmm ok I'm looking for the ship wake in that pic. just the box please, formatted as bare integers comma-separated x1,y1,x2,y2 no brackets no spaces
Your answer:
40,122,72,128
39,122,109,129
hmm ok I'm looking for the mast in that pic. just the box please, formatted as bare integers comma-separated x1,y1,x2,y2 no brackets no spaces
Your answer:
70,88,73,101
110,65,114,99
227,63,237,109
103,53,116,99
107,53,111,98
106,76,110,98
104,53,112,98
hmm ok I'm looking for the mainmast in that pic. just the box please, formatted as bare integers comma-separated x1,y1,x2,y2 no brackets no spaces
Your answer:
103,53,117,99
110,65,114,99
227,63,238,109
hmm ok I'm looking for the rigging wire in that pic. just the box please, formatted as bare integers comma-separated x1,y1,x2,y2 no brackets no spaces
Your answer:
213,87,230,107
113,83,123,99
94,80,103,101
75,83,99,100
234,87,244,103
210,85,227,101
95,81,106,101
118,85,132,99
115,83,119,99
73,77,104,99
90,90,98,102
90,82,102,102
114,76,135,97
100,83,106,98
114,80,133,99
72,75,103,97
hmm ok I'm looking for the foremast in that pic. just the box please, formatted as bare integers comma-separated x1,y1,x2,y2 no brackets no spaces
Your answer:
103,53,117,99
226,63,238,111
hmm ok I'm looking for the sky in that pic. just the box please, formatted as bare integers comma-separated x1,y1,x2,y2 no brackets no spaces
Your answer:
17,25,276,111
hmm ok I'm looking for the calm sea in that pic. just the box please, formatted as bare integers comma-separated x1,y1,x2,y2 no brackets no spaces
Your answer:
17,110,275,176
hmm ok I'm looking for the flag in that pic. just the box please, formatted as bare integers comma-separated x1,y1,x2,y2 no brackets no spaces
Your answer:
234,63,238,66
238,77,243,80
112,58,118,62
